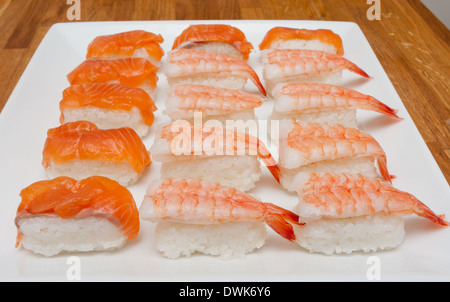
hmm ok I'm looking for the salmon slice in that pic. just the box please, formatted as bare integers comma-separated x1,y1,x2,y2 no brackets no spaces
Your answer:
172,24,254,61
15,175,140,246
86,30,164,64
67,58,159,90
42,121,151,174
59,82,157,126
259,27,344,56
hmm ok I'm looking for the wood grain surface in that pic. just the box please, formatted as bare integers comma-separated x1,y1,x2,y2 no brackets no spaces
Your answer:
0,0,448,183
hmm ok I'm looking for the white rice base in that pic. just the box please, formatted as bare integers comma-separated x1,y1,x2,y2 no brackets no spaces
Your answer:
61,106,150,137
293,214,405,255
46,159,141,187
180,41,244,60
16,216,126,257
267,39,339,54
154,220,267,259
160,155,261,192
270,109,358,129
279,156,377,193
167,75,248,91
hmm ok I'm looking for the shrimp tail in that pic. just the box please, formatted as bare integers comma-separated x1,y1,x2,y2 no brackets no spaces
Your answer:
263,203,304,242
369,96,402,119
257,141,281,183
414,201,450,226
345,60,371,78
249,69,267,96
377,155,393,183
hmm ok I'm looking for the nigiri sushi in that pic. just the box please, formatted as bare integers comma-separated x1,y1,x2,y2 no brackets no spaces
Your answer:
164,84,263,127
15,176,140,256
261,49,370,95
172,24,254,61
259,27,344,56
42,121,151,186
293,172,449,254
86,30,164,67
164,49,267,96
139,178,302,259
59,82,157,137
150,121,279,192
271,82,401,127
67,58,159,98
276,119,391,192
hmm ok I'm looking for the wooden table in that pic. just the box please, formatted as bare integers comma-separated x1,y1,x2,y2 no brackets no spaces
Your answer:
0,0,448,183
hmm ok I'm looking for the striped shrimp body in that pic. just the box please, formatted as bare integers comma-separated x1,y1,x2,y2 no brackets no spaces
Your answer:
165,49,267,96
261,49,370,94
277,120,391,192
297,172,449,226
164,84,263,122
150,121,278,192
140,178,303,242
272,83,401,124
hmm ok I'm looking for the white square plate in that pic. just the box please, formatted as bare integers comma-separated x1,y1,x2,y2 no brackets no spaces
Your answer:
0,20,449,281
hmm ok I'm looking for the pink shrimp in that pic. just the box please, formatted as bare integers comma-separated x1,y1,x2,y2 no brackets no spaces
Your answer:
156,121,280,183
262,49,370,78
164,84,263,118
261,49,370,94
140,178,303,242
165,49,267,96
278,120,391,183
298,172,449,226
273,82,401,119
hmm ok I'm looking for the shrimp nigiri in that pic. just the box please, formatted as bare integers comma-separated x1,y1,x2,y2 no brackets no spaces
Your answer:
86,30,164,67
59,82,157,137
261,49,370,94
172,24,254,61
276,119,391,192
259,26,344,56
293,172,448,254
42,121,151,186
165,49,267,96
150,121,279,192
271,82,401,127
164,84,263,125
139,178,302,259
67,58,159,97
15,176,140,256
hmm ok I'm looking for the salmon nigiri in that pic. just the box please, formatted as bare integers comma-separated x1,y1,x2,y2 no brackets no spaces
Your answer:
259,26,344,56
172,24,254,61
42,121,151,186
15,176,140,256
67,58,159,98
59,82,157,137
86,30,164,67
